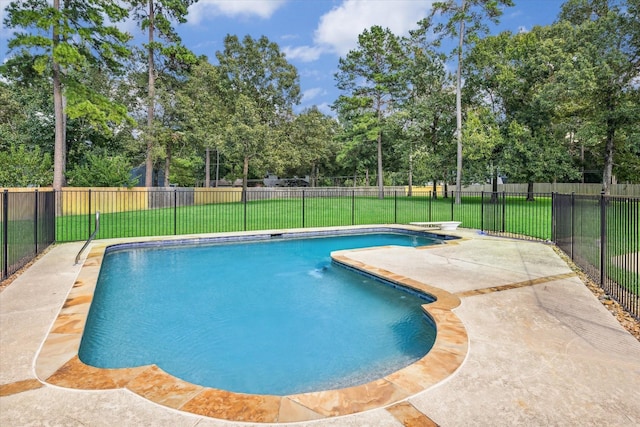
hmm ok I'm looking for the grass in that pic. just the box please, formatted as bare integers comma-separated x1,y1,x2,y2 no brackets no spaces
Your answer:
56,194,553,242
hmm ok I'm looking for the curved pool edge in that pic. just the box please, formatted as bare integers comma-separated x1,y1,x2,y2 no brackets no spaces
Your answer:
34,226,469,424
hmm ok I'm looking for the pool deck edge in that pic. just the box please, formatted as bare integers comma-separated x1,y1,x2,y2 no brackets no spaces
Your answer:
32,226,469,423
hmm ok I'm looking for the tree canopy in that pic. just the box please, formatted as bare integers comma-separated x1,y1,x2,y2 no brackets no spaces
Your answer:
1,0,638,191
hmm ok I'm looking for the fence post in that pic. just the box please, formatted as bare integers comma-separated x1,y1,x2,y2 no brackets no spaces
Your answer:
481,191,484,232
243,191,247,231
34,189,39,255
174,188,178,235
352,190,355,225
600,192,606,286
501,191,506,233
302,190,305,228
571,192,575,260
394,191,397,224
450,190,454,221
2,190,8,281
428,190,432,222
551,192,555,243
88,189,92,239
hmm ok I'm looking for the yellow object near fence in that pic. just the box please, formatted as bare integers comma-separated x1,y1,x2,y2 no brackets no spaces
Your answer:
405,186,444,197
59,187,150,216
194,187,242,205
58,187,244,216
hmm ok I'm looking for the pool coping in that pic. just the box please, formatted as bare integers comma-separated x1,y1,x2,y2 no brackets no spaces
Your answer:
34,226,468,423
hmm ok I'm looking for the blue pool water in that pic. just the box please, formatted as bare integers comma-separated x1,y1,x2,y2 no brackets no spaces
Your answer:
79,230,441,395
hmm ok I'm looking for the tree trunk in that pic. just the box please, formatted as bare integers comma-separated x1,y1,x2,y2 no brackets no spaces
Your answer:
580,144,585,184
52,0,65,191
490,165,498,203
163,144,171,187
526,181,535,202
407,153,413,197
602,131,614,196
311,162,317,187
602,94,616,196
205,147,210,187
430,117,439,200
454,0,467,205
242,154,249,203
377,126,384,199
216,148,220,187
145,0,155,187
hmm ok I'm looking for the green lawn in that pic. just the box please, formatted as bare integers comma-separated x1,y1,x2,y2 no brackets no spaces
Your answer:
55,193,553,242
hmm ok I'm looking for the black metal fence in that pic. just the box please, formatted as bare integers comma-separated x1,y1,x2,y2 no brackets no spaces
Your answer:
553,193,639,319
1,189,56,281
2,187,637,320
53,188,554,242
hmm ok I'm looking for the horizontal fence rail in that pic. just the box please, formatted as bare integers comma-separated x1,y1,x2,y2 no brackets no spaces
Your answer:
2,186,637,320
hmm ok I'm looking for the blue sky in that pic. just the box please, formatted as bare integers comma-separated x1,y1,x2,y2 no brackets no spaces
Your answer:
1,0,564,115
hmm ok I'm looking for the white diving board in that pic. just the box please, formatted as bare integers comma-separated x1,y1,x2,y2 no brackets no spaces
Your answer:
410,221,462,231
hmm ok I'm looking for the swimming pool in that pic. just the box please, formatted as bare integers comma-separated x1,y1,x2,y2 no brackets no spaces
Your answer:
79,230,443,395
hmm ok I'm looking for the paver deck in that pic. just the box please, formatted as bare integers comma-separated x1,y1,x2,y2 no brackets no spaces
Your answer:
1,227,639,426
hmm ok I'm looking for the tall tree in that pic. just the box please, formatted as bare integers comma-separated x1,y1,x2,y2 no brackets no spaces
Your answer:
176,59,225,187
216,34,300,199
465,27,580,200
127,0,197,187
462,107,504,196
334,25,408,198
286,107,338,186
430,0,514,202
224,94,270,199
4,0,132,190
555,0,640,194
334,107,378,187
404,18,456,197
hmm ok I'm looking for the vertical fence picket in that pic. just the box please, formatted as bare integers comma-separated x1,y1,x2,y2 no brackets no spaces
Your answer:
174,189,177,235
481,191,485,232
450,191,454,220
33,190,38,258
600,192,606,287
351,190,355,225
2,190,8,280
571,193,575,260
394,191,397,224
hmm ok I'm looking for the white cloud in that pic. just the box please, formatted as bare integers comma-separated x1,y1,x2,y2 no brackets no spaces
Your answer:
280,34,299,41
314,0,435,56
315,102,335,117
301,87,326,103
188,0,287,24
282,45,324,62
